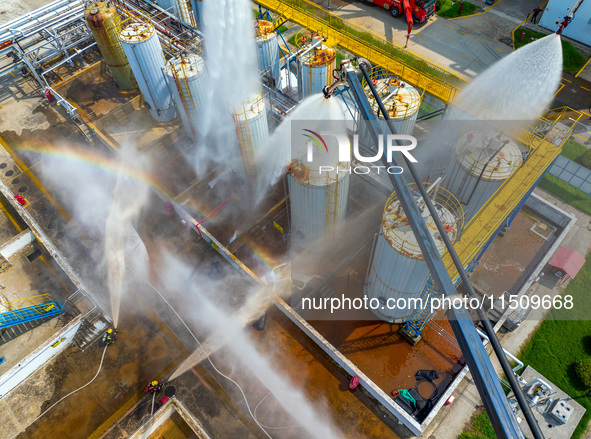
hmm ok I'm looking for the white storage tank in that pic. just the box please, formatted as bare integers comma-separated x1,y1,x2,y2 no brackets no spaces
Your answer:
296,32,336,100
445,129,523,224
359,75,422,140
166,51,206,140
118,14,176,122
255,20,280,85
288,113,351,252
233,90,270,186
364,183,464,323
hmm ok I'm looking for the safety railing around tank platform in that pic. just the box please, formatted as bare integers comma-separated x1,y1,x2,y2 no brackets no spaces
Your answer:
253,0,465,103
442,108,584,283
361,67,425,121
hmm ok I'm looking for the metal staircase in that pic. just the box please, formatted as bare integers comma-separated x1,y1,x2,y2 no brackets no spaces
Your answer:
0,294,65,330
233,109,258,185
170,62,195,114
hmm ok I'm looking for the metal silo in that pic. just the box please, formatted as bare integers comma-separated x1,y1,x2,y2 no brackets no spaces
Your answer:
118,14,176,122
288,127,351,252
364,183,464,323
233,90,270,186
85,2,136,91
296,32,336,100
445,129,523,224
166,50,206,141
360,74,422,137
255,20,280,84
158,0,195,26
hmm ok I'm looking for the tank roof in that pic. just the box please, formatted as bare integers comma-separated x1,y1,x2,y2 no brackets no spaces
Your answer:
166,54,205,79
301,47,336,67
457,130,523,181
255,20,276,42
119,19,154,43
382,185,463,259
365,77,421,121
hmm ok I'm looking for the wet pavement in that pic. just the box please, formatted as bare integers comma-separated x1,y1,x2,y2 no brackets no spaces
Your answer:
470,211,547,298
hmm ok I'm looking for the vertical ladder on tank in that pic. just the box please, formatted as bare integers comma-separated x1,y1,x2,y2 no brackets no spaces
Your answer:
403,279,437,338
325,169,340,238
171,62,195,114
177,0,197,27
234,110,257,185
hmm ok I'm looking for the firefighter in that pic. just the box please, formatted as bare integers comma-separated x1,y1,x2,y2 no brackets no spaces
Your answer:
101,328,118,345
145,380,166,393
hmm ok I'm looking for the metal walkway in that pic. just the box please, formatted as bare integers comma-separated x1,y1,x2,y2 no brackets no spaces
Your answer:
0,294,65,330
447,108,581,281
253,0,465,103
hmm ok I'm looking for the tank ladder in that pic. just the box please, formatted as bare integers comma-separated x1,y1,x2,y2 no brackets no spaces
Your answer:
234,110,258,186
170,61,195,114
177,0,197,27
170,59,198,140
325,170,341,239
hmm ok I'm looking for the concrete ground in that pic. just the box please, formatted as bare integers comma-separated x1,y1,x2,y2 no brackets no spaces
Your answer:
317,0,536,79
310,0,591,117
0,0,56,25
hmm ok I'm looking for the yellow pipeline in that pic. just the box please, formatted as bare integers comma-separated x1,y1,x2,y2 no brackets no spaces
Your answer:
85,2,137,91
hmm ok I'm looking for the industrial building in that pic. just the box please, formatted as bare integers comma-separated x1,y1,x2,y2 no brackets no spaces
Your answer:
0,0,587,438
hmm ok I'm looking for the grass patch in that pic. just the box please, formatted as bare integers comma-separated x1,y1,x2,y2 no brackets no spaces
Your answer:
539,174,591,215
287,33,297,47
458,411,496,438
336,51,345,68
436,0,478,18
513,27,589,75
518,253,591,438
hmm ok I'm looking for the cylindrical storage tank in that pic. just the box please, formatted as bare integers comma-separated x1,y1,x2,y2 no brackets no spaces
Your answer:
166,53,206,140
233,91,270,186
364,184,464,323
118,14,176,122
193,0,203,25
296,33,336,100
158,0,195,26
445,129,523,224
85,2,137,90
288,118,351,252
255,20,280,84
359,75,422,140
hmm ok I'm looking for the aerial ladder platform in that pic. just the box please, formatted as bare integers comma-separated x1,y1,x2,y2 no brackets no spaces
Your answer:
0,294,65,330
